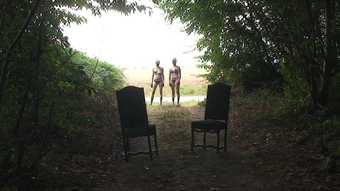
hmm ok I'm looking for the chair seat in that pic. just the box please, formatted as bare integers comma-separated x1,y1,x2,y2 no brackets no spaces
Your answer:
125,124,156,138
191,120,226,130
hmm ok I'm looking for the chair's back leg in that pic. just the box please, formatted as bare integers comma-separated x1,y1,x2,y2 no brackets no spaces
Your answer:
216,130,220,152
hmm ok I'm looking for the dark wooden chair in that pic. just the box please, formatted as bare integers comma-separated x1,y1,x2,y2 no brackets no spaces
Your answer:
116,86,159,161
191,82,231,152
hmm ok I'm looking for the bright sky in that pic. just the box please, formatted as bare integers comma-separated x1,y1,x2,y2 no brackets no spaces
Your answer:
63,4,202,70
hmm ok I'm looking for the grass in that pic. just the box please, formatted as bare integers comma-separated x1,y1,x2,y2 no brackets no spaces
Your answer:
180,84,207,96
142,84,207,97
146,100,204,109
123,66,208,97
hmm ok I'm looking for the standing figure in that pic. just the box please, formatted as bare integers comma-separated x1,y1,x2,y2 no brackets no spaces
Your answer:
169,58,181,105
150,60,164,105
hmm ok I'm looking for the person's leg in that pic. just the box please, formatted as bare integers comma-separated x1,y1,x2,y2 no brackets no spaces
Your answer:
159,84,163,105
170,83,175,105
150,83,158,105
176,82,180,105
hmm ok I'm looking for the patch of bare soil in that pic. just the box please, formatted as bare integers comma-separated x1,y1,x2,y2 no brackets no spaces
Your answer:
40,101,339,191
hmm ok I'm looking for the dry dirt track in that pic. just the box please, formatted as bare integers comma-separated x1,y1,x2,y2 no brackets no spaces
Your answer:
90,106,278,191
44,104,340,191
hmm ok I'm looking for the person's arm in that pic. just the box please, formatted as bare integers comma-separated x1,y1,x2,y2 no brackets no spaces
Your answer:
161,68,165,83
151,69,154,87
169,69,171,86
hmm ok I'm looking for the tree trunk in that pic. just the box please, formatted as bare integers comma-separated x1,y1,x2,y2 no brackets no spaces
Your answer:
15,17,45,181
320,0,337,106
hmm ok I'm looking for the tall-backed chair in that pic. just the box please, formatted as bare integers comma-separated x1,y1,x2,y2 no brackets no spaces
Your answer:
116,86,159,161
191,83,231,152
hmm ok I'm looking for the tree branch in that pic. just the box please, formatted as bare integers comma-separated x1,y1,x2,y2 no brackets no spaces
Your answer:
0,0,42,104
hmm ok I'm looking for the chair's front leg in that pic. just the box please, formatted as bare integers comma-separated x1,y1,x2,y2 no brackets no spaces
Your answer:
126,138,130,152
203,130,207,150
154,133,159,156
191,127,195,151
123,137,129,162
147,135,153,160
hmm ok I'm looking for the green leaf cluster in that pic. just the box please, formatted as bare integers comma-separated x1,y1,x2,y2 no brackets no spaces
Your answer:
0,0,144,188
159,0,340,110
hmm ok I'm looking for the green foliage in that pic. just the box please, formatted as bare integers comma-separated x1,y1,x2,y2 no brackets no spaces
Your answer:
180,84,206,96
70,51,125,91
159,0,340,110
160,0,282,88
280,64,310,115
0,0,143,189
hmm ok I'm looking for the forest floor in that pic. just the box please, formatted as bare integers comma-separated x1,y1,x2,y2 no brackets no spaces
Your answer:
40,95,340,191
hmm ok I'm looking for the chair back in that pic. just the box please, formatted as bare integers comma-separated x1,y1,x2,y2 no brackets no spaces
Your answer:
116,86,148,130
205,82,231,121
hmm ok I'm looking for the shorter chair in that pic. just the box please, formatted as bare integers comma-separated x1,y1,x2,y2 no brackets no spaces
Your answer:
191,82,231,152
116,86,159,161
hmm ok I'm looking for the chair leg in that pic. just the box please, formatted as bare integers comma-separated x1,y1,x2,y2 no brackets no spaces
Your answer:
191,127,195,151
147,135,153,160
216,130,220,152
224,128,227,152
124,138,129,162
154,133,159,156
203,130,207,150
127,138,130,152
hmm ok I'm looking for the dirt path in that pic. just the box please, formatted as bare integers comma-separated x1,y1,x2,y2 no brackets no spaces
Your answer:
87,106,278,191
44,104,339,191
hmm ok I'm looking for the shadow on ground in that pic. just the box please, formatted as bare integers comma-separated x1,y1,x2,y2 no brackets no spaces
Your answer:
40,103,340,191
